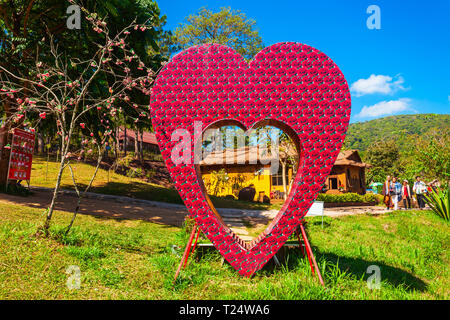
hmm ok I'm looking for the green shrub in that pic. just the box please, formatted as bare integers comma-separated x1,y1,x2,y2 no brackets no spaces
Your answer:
362,193,382,203
116,154,134,167
126,168,143,178
316,193,380,204
145,169,156,179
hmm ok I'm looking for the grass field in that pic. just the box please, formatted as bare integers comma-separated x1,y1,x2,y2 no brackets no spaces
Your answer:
30,156,276,210
0,201,448,299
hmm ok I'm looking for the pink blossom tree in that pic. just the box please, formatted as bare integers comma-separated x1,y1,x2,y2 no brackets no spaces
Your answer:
0,3,161,234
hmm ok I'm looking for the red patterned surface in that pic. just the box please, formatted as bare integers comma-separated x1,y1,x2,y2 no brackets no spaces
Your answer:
150,43,351,277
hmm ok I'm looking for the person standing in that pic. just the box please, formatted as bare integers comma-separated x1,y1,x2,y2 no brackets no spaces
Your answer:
382,176,393,210
401,180,412,209
413,176,427,209
391,177,402,210
429,179,438,193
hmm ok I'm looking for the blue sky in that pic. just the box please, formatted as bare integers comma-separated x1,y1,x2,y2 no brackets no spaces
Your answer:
157,0,450,123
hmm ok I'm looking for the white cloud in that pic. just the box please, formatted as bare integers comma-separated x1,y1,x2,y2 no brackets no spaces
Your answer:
355,98,413,119
350,74,407,97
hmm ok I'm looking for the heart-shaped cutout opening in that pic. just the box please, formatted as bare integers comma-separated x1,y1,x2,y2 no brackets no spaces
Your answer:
195,118,302,250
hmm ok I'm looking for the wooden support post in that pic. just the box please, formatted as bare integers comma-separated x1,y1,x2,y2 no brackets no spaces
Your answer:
183,227,200,269
174,222,324,287
299,223,325,287
295,227,305,257
174,225,198,283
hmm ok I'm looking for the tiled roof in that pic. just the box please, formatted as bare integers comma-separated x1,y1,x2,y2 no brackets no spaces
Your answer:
118,127,158,145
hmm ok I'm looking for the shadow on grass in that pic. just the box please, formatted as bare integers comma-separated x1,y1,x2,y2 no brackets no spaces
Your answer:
72,181,184,204
319,250,427,292
2,186,187,227
62,180,282,216
259,247,427,292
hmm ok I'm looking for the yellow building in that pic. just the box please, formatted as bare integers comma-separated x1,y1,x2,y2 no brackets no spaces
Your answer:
199,146,295,202
200,148,370,202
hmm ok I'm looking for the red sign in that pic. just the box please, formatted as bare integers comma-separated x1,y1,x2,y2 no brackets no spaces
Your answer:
7,128,35,181
150,43,351,277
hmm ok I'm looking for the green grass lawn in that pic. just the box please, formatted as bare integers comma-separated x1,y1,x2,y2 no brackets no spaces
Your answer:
0,201,448,299
30,156,276,210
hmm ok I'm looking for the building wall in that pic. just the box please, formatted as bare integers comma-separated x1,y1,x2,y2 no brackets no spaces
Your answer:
346,165,366,194
201,165,294,201
270,167,293,194
201,165,272,201
325,165,366,195
202,163,367,199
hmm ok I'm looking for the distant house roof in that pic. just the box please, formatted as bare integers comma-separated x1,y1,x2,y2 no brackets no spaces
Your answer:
118,127,158,145
200,148,370,168
199,145,297,166
334,150,371,168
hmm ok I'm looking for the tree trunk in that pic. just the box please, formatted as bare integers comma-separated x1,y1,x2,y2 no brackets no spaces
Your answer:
0,100,13,185
0,127,11,186
36,132,45,155
134,127,139,159
139,129,144,164
65,148,103,235
114,126,119,159
281,162,287,200
123,126,127,156
42,154,66,234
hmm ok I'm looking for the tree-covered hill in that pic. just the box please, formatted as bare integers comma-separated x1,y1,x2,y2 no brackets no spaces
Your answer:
344,114,450,154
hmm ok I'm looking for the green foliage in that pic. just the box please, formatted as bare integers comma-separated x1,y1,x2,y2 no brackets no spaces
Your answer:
1,0,170,140
317,193,382,204
117,154,134,167
174,7,264,60
412,129,449,183
145,169,156,179
364,140,399,183
344,114,450,186
424,187,449,221
344,114,450,154
207,169,230,196
1,202,449,299
230,173,246,195
126,168,143,178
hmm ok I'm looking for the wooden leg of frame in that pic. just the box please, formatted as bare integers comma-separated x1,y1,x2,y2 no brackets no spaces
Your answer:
295,227,305,257
299,223,325,287
174,224,198,284
183,226,200,269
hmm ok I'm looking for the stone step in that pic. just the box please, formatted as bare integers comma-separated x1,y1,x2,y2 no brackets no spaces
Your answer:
230,228,249,235
236,235,254,242
226,222,245,228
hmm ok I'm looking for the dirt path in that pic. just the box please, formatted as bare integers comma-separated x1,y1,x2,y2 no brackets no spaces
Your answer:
0,190,188,227
0,188,389,232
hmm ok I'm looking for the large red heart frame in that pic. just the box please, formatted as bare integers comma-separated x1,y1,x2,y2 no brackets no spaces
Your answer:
150,42,351,277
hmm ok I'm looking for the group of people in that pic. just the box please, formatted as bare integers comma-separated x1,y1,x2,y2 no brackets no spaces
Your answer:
382,176,437,210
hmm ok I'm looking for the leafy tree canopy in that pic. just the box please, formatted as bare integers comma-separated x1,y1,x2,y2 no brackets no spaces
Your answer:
174,6,264,60
344,114,450,154
346,114,449,186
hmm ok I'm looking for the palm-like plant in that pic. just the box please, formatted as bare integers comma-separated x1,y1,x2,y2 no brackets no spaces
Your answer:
424,187,449,221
